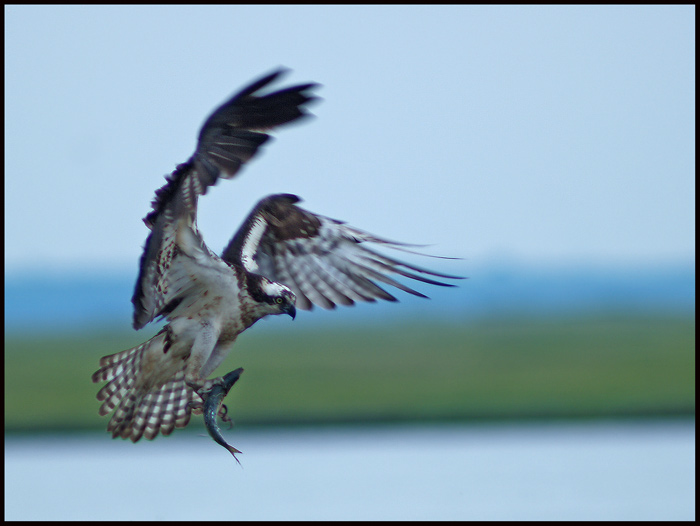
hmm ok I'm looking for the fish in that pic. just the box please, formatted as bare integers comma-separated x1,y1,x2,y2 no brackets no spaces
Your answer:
202,367,245,463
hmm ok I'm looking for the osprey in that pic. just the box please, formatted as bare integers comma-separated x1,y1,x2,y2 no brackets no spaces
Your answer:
92,69,460,447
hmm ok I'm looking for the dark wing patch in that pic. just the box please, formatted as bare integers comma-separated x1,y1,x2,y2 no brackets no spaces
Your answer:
144,69,319,228
221,194,463,311
132,70,319,329
262,195,322,242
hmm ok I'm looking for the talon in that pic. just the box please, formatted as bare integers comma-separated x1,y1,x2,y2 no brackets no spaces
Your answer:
186,379,206,393
219,403,234,427
187,400,204,415
218,404,234,429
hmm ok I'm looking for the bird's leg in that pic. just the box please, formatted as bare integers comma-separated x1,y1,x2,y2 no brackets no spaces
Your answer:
183,321,224,406
185,378,210,415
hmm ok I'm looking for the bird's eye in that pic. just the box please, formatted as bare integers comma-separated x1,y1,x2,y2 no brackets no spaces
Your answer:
275,297,284,304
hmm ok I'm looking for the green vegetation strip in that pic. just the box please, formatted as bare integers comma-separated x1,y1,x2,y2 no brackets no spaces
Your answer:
4,314,695,433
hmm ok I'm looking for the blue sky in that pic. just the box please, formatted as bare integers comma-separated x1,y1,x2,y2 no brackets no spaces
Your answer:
5,5,695,276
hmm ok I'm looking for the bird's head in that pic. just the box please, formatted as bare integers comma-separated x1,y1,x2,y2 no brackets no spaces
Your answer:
257,277,297,320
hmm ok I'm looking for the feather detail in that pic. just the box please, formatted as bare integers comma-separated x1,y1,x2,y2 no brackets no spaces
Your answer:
222,194,463,311
132,72,318,330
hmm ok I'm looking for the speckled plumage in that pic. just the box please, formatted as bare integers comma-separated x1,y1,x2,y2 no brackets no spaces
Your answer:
92,69,461,447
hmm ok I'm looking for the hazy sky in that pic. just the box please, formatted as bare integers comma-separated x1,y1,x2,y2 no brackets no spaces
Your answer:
5,5,695,276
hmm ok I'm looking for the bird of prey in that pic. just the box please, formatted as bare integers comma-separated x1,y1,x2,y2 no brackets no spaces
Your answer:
92,69,460,451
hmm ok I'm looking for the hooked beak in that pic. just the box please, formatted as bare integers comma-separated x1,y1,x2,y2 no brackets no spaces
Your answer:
285,304,296,320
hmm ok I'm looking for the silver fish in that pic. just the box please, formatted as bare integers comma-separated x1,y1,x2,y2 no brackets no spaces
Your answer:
202,367,244,463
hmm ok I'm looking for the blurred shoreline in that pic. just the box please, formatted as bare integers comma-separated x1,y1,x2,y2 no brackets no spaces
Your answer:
5,260,695,334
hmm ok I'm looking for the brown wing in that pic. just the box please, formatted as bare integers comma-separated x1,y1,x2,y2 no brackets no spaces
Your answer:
221,194,463,310
132,69,319,329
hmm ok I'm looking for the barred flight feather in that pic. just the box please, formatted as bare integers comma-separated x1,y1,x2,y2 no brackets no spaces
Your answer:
222,193,463,311
93,69,462,453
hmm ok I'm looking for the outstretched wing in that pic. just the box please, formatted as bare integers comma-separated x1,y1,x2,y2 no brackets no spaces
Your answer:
221,194,463,310
131,70,319,329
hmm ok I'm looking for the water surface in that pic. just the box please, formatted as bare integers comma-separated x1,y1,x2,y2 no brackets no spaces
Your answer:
5,421,694,520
